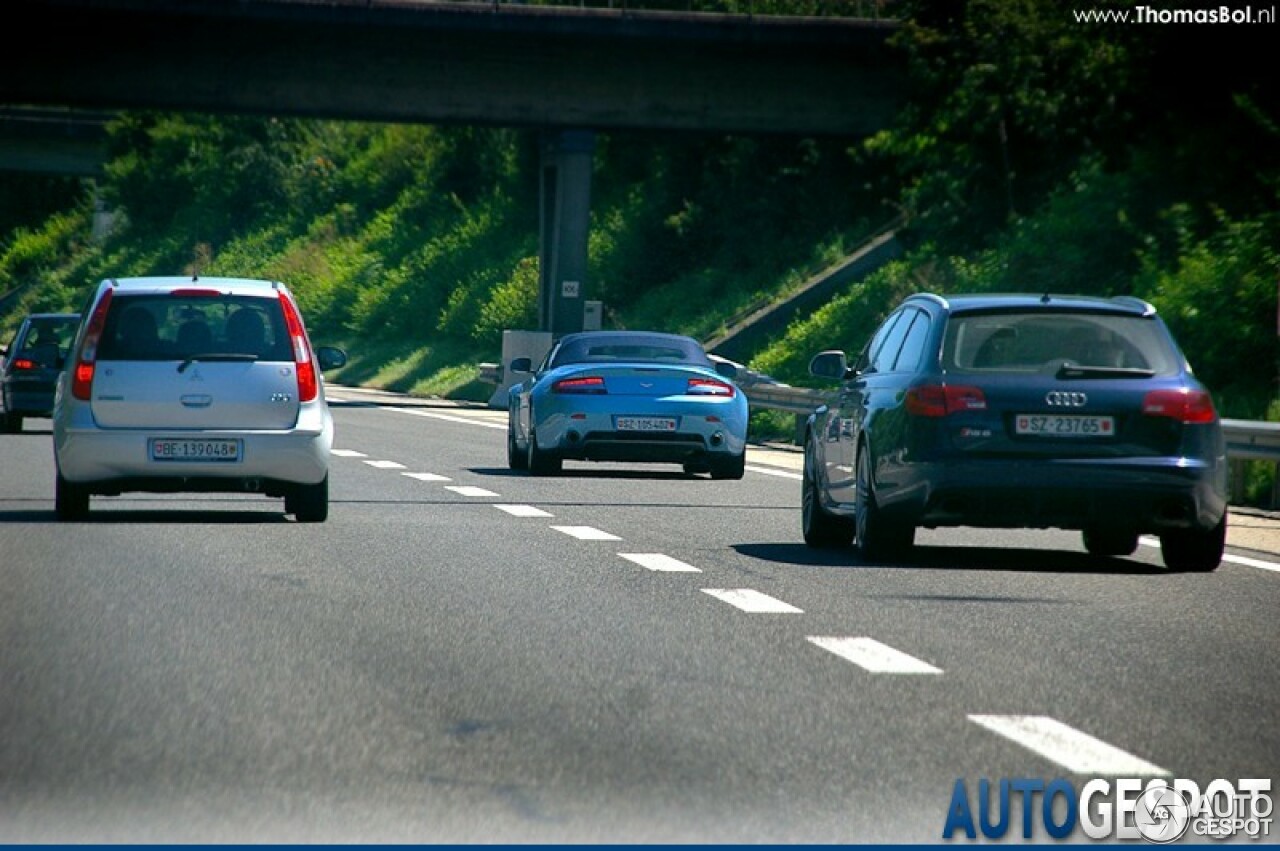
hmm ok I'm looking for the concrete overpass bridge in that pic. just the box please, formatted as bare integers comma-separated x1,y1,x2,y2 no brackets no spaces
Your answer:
1,0,906,333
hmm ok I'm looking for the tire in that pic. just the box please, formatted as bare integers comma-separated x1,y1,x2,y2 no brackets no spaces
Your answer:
289,475,329,523
1159,514,1226,572
709,452,746,481
55,472,89,520
855,444,913,560
5,413,22,433
526,428,561,476
1083,527,1139,557
507,424,528,471
801,436,854,548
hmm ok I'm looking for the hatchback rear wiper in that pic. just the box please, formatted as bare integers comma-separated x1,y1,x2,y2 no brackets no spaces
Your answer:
1056,363,1155,380
177,353,259,373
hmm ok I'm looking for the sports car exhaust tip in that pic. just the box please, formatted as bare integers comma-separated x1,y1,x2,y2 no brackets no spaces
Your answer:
710,431,724,447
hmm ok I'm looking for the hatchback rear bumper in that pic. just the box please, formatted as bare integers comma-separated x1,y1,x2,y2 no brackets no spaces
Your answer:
896,456,1227,533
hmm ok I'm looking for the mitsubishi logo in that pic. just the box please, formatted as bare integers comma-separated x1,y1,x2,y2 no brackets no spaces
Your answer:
1046,391,1088,407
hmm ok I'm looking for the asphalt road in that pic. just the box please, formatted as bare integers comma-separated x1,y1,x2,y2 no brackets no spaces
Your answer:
1,388,1277,842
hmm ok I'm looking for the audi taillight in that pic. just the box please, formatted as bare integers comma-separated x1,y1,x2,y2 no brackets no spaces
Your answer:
278,291,317,403
552,376,606,394
1142,388,1216,424
71,288,113,400
687,377,735,397
905,384,987,418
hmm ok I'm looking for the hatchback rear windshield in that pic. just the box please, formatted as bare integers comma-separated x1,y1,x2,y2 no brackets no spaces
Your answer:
943,312,1181,376
97,294,290,362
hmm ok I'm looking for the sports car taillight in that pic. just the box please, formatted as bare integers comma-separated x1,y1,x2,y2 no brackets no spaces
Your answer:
278,291,317,403
1142,388,1216,424
687,377,735,397
71,288,113,400
905,384,987,417
552,376,607,394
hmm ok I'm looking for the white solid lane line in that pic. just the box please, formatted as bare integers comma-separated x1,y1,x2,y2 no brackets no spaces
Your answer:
402,472,452,482
330,449,367,457
807,636,942,675
1139,536,1280,572
363,460,406,469
967,715,1169,776
493,504,554,518
701,588,804,613
618,553,702,573
744,464,803,480
388,406,508,430
550,526,622,541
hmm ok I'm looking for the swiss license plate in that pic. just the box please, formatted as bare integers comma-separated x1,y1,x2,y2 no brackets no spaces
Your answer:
1015,414,1114,437
615,416,678,432
150,438,242,462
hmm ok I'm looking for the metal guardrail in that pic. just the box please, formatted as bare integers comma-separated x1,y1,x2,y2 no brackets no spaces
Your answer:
1221,418,1280,461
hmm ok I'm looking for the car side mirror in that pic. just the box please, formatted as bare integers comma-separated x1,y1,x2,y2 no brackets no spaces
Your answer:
808,350,849,381
509,357,533,374
713,360,738,380
316,346,348,371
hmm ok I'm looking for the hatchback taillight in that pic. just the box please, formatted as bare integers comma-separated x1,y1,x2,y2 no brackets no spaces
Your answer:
687,377,735,397
71,288,113,400
1142,388,1216,424
905,384,987,417
552,376,606,394
10,358,36,371
278,291,317,403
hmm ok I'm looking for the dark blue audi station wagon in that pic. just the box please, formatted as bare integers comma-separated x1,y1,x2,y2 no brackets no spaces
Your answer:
801,292,1228,571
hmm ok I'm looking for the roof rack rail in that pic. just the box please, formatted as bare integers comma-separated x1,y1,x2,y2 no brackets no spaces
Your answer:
1110,295,1156,316
907,292,949,309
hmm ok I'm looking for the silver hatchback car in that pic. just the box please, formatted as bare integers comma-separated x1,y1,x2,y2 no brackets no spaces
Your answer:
52,277,347,521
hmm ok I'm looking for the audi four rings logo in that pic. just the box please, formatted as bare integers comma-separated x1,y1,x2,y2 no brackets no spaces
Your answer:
1046,391,1088,407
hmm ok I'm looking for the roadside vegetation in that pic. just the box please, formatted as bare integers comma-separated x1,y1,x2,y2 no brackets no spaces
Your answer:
0,0,1276,500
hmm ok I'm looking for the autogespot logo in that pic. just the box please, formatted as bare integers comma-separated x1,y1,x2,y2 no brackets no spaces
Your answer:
942,777,1273,842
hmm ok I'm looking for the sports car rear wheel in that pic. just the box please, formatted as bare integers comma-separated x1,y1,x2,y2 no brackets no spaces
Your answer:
507,426,528,471
526,428,561,476
709,452,745,480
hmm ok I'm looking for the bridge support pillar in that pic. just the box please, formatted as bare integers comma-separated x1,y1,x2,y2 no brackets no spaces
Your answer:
538,129,595,336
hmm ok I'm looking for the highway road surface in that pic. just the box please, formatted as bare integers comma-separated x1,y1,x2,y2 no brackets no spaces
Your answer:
2,386,1277,842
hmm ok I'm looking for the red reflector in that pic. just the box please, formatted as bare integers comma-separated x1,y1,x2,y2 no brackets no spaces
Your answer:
1142,388,1216,424
906,384,987,417
552,376,606,394
11,358,36,371
687,377,735,397
570,413,587,420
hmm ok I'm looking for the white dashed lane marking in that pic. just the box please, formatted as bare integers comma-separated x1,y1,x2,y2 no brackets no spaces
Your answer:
701,588,803,613
402,472,452,482
445,485,500,498
388,406,507,430
744,465,802,480
330,449,367,458
493,504,554,518
968,715,1169,776
619,553,702,573
807,636,942,674
363,460,406,470
551,526,622,541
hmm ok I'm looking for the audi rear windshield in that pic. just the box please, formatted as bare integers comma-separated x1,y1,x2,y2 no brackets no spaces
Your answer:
943,312,1181,376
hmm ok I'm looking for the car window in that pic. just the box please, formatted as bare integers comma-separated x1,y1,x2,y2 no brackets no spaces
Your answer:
20,319,79,357
550,334,712,368
944,312,1180,375
869,308,913,373
891,310,932,373
97,295,291,361
853,309,904,374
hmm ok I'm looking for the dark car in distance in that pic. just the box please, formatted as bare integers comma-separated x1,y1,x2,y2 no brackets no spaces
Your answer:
801,292,1228,572
1,312,81,433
